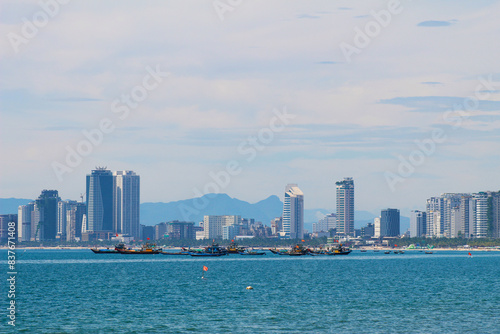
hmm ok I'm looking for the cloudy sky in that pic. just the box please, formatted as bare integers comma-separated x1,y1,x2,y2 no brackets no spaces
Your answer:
1,0,499,216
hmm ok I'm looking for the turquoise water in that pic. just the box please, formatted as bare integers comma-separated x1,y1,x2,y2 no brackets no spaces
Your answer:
2,250,500,333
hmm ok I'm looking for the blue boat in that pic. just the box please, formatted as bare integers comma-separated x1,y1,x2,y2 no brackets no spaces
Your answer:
239,249,266,255
189,243,227,257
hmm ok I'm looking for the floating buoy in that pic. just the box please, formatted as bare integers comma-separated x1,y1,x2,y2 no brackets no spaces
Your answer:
246,286,253,290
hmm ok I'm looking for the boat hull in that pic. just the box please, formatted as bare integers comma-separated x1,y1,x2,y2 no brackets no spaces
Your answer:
161,252,190,255
91,249,119,254
117,250,161,254
239,252,265,255
189,252,226,257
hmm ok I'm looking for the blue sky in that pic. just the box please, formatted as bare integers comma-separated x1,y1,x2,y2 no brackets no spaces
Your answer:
1,0,499,217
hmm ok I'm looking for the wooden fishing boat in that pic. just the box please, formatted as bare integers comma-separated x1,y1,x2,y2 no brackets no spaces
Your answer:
91,243,127,254
117,243,161,254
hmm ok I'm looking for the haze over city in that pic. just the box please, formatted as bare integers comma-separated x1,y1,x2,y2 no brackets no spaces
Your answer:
1,1,500,217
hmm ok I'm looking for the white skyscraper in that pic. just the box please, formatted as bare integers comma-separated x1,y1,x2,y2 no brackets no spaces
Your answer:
18,203,34,242
426,197,443,237
374,217,381,238
336,177,354,235
113,171,140,240
474,193,488,238
57,201,68,240
282,184,304,239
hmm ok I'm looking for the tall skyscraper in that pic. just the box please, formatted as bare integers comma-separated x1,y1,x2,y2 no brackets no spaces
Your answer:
86,168,114,232
66,202,86,242
282,184,304,239
336,177,354,235
18,202,34,242
489,191,500,238
442,193,468,237
374,217,381,238
459,195,472,238
450,206,462,238
410,210,426,237
380,208,400,237
57,200,68,240
0,214,17,243
33,190,60,240
113,171,140,239
474,192,489,238
426,197,444,237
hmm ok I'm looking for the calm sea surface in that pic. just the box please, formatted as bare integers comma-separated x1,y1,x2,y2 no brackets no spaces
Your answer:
2,249,500,333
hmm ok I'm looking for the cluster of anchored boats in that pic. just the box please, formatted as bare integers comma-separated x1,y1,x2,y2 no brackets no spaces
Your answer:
269,243,351,256
91,241,351,257
91,241,265,257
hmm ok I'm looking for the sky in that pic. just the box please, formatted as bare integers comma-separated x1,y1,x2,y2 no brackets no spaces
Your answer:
1,0,500,217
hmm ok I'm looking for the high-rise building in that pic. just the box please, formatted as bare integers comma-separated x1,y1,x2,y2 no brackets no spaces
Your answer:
270,217,282,235
474,193,489,238
380,208,400,237
361,223,375,237
203,215,241,239
33,190,60,240
489,191,500,238
459,195,472,238
313,213,336,233
86,168,114,232
282,184,304,239
155,222,168,240
57,201,68,240
336,177,354,235
223,224,241,240
450,206,462,237
442,193,468,237
140,224,155,241
167,221,195,239
426,197,444,237
410,210,426,238
0,214,17,243
113,171,140,239
66,202,86,242
18,203,34,242
374,217,381,238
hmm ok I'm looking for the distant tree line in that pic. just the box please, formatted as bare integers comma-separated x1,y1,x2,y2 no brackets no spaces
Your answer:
388,237,500,248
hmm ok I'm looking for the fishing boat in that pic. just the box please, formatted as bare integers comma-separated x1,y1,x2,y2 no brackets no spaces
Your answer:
384,251,391,254
225,240,246,254
425,251,433,254
161,250,190,255
271,244,312,256
268,248,289,255
117,243,162,254
91,243,127,254
189,243,227,257
325,244,351,256
239,249,266,256
360,250,367,253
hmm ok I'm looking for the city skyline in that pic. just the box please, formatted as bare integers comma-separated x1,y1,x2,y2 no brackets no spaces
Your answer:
1,1,500,218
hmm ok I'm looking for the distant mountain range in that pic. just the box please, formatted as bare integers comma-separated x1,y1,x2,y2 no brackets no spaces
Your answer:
0,194,409,232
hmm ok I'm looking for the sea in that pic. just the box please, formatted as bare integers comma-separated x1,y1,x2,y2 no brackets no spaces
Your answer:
2,249,500,333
